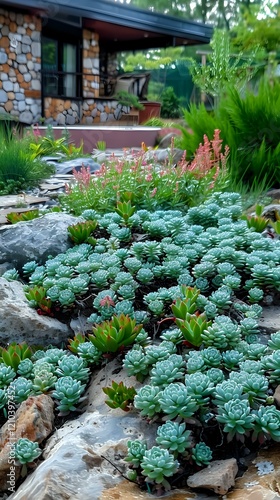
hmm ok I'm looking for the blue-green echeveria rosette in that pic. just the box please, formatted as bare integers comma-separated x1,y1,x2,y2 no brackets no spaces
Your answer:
140,446,179,486
125,440,147,467
156,421,192,457
134,385,162,418
14,438,42,464
216,399,254,442
158,382,198,420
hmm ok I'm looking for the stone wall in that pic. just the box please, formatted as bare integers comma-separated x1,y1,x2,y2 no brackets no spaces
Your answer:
44,98,82,126
0,8,41,124
81,98,122,124
44,97,124,126
0,10,124,126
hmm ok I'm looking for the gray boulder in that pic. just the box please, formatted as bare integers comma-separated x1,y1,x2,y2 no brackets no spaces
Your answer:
0,278,71,345
0,213,80,268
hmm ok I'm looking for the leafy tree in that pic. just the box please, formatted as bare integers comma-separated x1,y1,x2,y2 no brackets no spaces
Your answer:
231,4,280,54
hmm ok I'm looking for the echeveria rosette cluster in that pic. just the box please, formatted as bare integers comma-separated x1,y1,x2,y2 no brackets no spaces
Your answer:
123,347,150,381
10,377,33,404
212,380,244,407
216,399,254,442
185,373,215,407
140,446,179,488
14,438,41,464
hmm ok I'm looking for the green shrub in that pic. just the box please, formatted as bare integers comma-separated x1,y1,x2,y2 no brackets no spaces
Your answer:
160,87,181,119
176,77,280,188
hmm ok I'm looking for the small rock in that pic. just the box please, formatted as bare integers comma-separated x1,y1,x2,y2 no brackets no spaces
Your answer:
0,395,54,492
187,458,238,495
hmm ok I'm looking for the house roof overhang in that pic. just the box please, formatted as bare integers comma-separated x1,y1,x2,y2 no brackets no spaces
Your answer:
1,0,212,51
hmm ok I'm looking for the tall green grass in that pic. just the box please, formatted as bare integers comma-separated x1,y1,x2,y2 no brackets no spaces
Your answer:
0,123,54,194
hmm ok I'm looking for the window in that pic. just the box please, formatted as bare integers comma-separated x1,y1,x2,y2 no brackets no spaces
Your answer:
42,23,82,99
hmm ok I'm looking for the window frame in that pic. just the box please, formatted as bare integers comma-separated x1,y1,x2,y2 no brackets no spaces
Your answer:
41,22,83,101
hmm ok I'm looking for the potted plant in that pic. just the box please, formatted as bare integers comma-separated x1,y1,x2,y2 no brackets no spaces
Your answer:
116,91,145,110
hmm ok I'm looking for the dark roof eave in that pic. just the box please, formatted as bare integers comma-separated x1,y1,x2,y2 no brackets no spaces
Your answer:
1,0,212,43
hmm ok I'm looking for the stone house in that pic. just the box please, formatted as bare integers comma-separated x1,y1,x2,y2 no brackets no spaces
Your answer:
0,0,212,126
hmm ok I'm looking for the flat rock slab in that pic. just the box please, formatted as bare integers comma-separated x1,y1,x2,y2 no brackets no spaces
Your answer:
0,195,48,208
187,458,238,495
39,183,66,190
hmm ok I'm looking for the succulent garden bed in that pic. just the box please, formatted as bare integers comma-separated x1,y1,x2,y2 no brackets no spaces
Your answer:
1,119,280,496
2,188,280,496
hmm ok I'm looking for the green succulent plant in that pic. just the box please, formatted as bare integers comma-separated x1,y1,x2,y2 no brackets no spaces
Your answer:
252,406,280,443
56,355,90,382
77,343,102,365
202,315,241,349
134,385,162,418
125,440,147,467
222,350,244,370
17,359,34,378
67,220,98,244
156,421,192,457
140,446,179,487
185,373,214,406
191,442,213,466
150,355,185,388
175,313,211,348
14,438,41,464
52,376,86,414
43,348,67,365
0,343,32,371
242,373,269,407
10,377,33,404
123,347,150,381
2,268,20,281
212,380,244,407
89,314,142,354
261,351,280,384
158,382,198,420
32,370,57,393
103,380,136,411
268,332,280,351
216,399,254,442
0,364,16,388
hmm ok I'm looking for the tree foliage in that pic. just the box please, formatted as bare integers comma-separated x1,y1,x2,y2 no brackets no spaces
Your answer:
231,5,280,54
